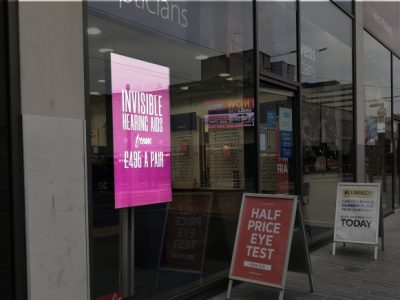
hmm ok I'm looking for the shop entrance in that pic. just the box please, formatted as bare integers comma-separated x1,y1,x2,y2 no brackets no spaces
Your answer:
258,85,296,195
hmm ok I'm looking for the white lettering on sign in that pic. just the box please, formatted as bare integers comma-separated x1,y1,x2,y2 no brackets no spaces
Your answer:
122,151,164,168
245,245,275,259
119,0,188,28
122,89,163,116
250,207,282,220
122,89,164,133
301,44,316,77
243,207,283,260
243,261,272,271
301,44,316,61
277,163,288,174
135,134,152,148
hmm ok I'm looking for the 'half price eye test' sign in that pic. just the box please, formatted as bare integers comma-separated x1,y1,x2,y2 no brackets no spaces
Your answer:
229,194,297,288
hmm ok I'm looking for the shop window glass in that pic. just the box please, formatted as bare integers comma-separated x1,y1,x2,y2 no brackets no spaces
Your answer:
394,56,400,210
258,0,297,81
394,56,400,118
301,2,354,243
87,1,255,299
364,32,392,215
332,0,353,15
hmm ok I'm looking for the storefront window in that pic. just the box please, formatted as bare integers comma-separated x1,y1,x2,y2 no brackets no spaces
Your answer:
300,2,354,242
258,0,297,81
87,1,255,299
332,0,353,15
364,32,392,215
392,55,400,210
394,55,400,119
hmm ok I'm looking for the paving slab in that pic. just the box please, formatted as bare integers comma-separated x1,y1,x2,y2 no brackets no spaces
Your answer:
209,212,400,300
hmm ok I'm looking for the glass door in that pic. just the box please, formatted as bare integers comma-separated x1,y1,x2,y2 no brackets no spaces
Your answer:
258,86,295,194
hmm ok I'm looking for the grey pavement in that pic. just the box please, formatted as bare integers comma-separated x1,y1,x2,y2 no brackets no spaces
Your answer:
209,212,400,300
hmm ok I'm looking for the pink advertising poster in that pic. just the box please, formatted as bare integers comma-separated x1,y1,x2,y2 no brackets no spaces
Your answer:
111,53,171,208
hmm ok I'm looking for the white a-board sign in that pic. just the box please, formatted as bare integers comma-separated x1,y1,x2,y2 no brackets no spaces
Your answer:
332,182,382,259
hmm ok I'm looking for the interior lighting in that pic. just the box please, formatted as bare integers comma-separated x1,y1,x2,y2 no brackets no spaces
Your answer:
87,27,101,35
99,48,114,53
90,91,100,96
218,73,230,78
195,54,209,60
180,86,189,90
98,79,106,83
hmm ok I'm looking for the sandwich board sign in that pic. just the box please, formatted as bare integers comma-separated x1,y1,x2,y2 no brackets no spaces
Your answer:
227,193,312,300
332,182,383,260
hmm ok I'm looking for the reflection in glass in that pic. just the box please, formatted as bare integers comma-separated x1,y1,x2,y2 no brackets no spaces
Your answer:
332,0,353,14
258,0,297,81
259,87,295,195
364,32,392,215
301,2,354,242
87,1,255,299
393,120,400,210
392,55,400,209
394,56,400,210
394,56,400,118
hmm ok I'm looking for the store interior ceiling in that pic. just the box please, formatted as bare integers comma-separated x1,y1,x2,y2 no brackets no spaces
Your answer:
88,14,224,96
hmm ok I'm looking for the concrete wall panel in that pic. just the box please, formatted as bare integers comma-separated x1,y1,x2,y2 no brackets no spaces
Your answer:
23,115,89,300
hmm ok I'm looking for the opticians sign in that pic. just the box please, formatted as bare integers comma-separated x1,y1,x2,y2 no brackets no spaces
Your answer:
111,53,171,208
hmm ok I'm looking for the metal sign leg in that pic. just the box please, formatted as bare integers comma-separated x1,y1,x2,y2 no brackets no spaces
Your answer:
278,290,284,300
332,242,336,255
374,246,378,260
307,268,314,292
226,280,233,300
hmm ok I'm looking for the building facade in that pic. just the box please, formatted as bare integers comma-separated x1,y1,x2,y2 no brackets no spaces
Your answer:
2,1,400,299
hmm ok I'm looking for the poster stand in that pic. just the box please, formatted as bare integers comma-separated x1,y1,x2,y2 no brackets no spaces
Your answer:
332,182,384,260
121,208,135,298
226,194,313,300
